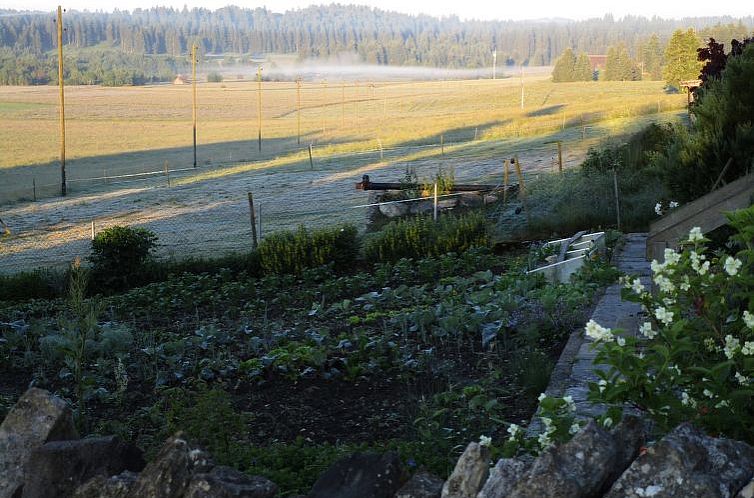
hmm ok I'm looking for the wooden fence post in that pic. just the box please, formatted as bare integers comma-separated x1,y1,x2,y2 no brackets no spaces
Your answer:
513,156,530,224
613,169,621,231
164,161,171,188
557,141,563,174
248,192,258,249
258,204,262,240
503,160,510,205
440,134,444,156
308,144,314,170
32,178,36,202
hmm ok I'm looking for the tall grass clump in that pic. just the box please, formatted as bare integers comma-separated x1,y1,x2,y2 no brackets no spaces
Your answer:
363,212,489,263
258,224,358,274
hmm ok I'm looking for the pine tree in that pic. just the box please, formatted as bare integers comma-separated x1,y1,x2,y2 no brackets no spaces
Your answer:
640,34,664,80
663,28,704,89
574,52,593,81
552,47,576,82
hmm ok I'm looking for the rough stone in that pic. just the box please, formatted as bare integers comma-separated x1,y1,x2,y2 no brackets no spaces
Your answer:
737,478,754,498
441,442,490,498
23,436,145,498
395,471,444,498
408,200,433,215
436,199,458,210
457,194,483,209
0,388,78,498
185,466,277,498
308,452,402,498
506,419,638,498
604,423,754,498
379,202,409,218
477,458,530,498
73,471,138,498
125,435,214,498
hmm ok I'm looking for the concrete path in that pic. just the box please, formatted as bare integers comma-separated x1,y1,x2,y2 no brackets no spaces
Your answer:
530,233,650,431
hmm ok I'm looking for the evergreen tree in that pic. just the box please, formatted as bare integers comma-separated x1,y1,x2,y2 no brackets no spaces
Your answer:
663,28,704,89
574,52,593,81
552,47,576,82
604,43,640,81
639,34,664,80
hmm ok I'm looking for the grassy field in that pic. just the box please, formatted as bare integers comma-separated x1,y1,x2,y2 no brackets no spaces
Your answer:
0,77,687,273
0,77,684,190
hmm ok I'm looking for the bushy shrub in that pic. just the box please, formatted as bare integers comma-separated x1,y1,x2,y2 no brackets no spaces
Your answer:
207,71,223,83
0,268,65,302
258,224,358,274
90,225,157,292
363,212,488,263
588,207,754,441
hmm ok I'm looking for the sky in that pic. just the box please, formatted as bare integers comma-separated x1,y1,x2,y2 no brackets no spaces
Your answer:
2,0,752,21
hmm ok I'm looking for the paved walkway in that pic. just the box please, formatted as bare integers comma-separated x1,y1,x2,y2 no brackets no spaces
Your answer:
530,233,651,432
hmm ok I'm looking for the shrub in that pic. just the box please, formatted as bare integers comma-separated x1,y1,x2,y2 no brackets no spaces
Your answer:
257,224,358,274
90,225,157,292
0,268,65,302
588,208,754,441
207,71,223,83
363,212,489,263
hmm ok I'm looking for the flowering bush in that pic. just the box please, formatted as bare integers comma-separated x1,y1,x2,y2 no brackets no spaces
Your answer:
587,212,754,441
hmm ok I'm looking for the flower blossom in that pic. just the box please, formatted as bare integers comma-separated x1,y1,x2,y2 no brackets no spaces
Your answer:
655,203,663,216
724,335,740,359
744,311,754,330
507,424,521,441
663,248,681,266
654,274,675,294
640,322,657,339
688,227,704,242
669,201,679,209
569,423,581,435
742,342,754,356
479,435,492,447
630,278,645,295
585,319,614,342
563,395,576,413
735,372,750,386
654,307,674,326
724,256,742,276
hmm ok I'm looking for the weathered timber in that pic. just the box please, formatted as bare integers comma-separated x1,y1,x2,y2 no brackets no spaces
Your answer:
355,175,513,193
647,172,754,262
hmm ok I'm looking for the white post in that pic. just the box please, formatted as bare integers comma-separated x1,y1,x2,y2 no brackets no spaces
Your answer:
433,183,438,221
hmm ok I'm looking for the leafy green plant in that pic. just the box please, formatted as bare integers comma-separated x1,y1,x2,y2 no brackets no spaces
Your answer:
587,212,754,441
90,225,157,291
258,224,358,275
363,212,489,263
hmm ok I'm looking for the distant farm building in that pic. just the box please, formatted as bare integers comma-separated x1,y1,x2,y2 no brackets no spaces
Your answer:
587,55,608,70
173,74,187,85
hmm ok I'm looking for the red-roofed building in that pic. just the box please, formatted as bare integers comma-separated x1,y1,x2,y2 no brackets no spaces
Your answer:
587,55,608,70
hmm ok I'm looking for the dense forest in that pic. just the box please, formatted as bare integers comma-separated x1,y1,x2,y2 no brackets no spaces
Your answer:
0,5,753,85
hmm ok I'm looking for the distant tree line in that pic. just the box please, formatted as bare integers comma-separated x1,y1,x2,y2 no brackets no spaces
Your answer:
0,6,753,85
551,27,751,87
0,47,187,85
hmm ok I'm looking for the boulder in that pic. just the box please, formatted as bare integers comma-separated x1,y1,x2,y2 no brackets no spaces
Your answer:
308,452,403,498
408,200,433,215
477,459,530,498
737,478,754,498
379,202,409,218
23,436,144,498
604,423,754,498
185,466,277,498
125,435,213,498
436,199,458,210
73,471,138,498
457,194,483,209
441,442,490,498
395,471,444,498
503,418,644,498
0,388,78,498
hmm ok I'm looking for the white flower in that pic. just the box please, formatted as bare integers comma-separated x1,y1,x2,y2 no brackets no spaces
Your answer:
563,396,576,412
715,400,730,409
697,261,710,275
724,256,742,276
616,336,626,347
654,307,674,326
537,432,552,449
569,423,581,435
681,391,694,406
680,276,691,291
650,259,666,274
688,227,704,242
742,342,754,356
744,311,754,329
479,435,492,447
724,335,740,359
585,319,614,342
630,278,645,295
669,201,679,209
602,417,613,428
541,417,554,430
735,372,750,385
655,203,663,216
703,389,715,399
669,364,681,376
663,248,681,266
507,424,521,440
598,379,608,393
640,322,657,339
654,274,675,294
538,393,547,402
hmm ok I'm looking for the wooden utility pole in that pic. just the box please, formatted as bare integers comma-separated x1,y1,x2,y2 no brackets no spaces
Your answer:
492,48,497,80
557,141,563,173
57,5,66,196
248,192,258,249
257,66,262,152
296,78,302,145
191,44,197,167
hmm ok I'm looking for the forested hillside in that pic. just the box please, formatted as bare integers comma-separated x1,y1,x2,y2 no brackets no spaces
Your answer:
0,5,753,85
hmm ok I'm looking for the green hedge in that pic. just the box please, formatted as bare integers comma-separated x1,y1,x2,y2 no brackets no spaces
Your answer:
258,225,359,274
363,212,489,263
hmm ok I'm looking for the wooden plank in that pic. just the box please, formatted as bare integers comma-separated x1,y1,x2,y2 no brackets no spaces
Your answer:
558,231,587,263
